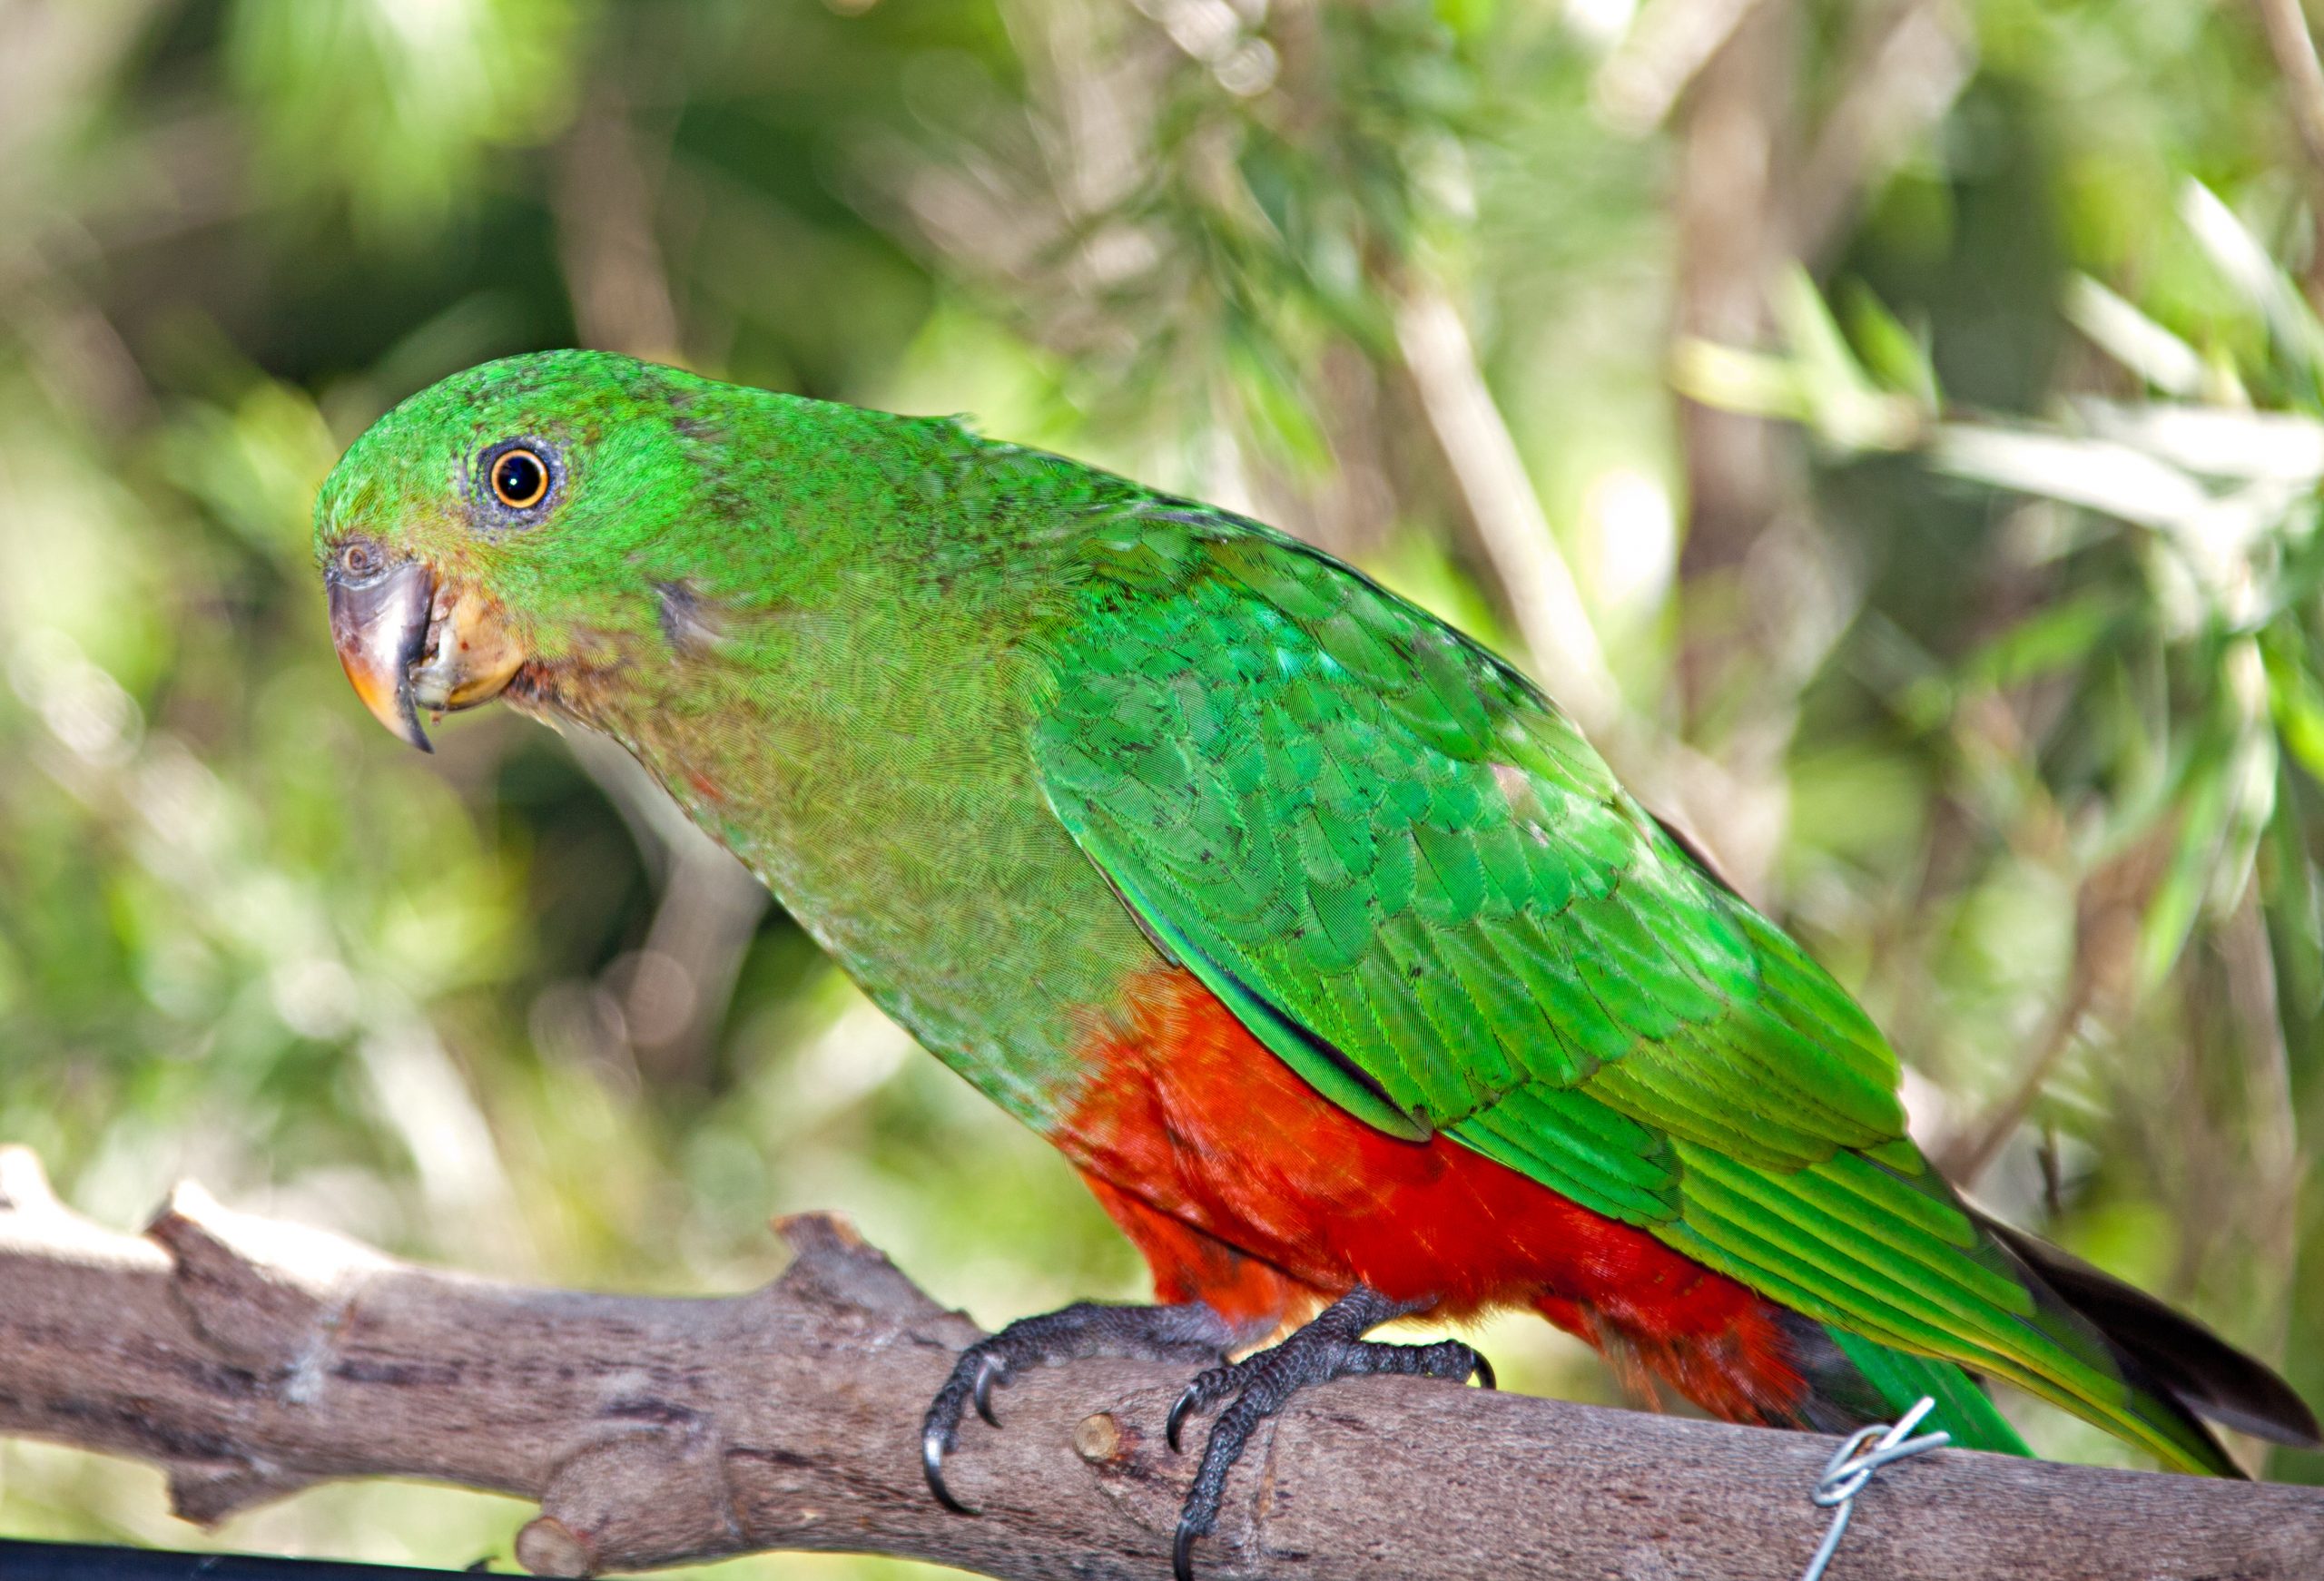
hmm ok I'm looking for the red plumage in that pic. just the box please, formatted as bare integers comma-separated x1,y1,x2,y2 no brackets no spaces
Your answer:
1059,967,1812,1426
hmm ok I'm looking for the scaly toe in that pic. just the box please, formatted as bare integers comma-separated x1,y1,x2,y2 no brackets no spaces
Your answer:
1167,1360,1246,1453
1168,1287,1494,1579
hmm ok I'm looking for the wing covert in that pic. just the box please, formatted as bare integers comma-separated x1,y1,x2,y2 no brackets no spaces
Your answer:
1033,508,1906,1161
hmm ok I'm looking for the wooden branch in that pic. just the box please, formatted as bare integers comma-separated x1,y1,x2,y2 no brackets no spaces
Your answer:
3,1147,2319,1580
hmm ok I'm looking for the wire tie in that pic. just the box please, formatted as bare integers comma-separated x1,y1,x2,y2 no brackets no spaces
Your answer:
1797,1395,1951,1581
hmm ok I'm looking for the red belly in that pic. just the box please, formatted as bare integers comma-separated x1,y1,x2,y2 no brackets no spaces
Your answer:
1056,967,1810,1425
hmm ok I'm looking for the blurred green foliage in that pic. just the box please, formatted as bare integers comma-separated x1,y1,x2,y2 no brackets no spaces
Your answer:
2,0,2320,1573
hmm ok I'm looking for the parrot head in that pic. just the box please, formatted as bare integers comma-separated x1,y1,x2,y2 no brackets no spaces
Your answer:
313,349,716,751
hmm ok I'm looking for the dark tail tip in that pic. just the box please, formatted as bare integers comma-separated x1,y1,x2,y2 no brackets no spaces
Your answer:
1981,1213,2321,1450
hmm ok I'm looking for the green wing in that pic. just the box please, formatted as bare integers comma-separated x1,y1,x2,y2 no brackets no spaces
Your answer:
1030,502,2230,1472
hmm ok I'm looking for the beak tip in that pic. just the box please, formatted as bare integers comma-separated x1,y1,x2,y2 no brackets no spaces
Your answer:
396,700,436,753
385,688,434,752
364,685,435,752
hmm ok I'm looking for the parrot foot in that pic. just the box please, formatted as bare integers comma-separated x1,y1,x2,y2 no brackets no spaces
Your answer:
921,1300,1239,1515
1166,1285,1492,1581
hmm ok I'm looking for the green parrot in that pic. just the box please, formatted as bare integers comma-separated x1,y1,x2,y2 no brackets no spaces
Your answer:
316,349,2316,1577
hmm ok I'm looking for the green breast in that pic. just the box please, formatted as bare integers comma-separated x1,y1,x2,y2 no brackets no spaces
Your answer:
576,555,1159,1133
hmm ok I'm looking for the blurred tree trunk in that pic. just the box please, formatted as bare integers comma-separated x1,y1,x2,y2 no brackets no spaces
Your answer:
1670,0,1796,728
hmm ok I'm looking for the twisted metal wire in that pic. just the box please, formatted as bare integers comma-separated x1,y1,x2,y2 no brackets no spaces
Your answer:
1798,1396,1952,1581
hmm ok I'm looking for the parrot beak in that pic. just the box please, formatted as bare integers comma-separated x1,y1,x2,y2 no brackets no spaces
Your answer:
327,555,529,752
328,556,436,751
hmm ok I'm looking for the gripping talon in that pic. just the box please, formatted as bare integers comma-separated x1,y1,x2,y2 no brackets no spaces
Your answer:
1172,1514,1200,1581
972,1353,1005,1427
1166,1288,1478,1578
914,1301,1236,1523
1167,1379,1206,1453
922,1427,978,1516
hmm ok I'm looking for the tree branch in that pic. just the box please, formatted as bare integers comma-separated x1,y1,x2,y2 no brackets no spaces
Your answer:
1393,281,1622,737
2,1146,2319,1580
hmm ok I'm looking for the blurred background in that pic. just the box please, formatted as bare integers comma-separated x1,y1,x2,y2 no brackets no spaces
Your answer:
4,0,2323,1572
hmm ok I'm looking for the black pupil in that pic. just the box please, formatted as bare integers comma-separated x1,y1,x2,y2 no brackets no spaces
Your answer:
496,451,544,504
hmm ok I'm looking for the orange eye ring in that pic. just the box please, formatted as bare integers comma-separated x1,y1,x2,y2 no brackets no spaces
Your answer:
488,446,552,510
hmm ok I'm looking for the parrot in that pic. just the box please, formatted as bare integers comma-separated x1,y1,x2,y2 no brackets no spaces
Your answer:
315,349,2317,1577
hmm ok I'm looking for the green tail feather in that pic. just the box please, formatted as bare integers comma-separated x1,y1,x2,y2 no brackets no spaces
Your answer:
1820,1323,2257,1475
1825,1326,2031,1457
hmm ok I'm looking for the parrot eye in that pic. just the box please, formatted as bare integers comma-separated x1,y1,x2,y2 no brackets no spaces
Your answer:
474,438,562,524
488,446,552,509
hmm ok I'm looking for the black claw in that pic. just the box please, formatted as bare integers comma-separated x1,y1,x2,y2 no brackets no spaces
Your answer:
1173,1516,1199,1581
922,1427,978,1517
1167,1378,1206,1454
972,1354,1005,1427
1472,1350,1496,1390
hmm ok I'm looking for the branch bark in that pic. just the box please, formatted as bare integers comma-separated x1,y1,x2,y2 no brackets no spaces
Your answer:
2,1146,2319,1581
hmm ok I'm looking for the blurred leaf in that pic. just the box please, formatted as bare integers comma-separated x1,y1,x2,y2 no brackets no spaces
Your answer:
226,0,587,235
1930,427,2209,531
2065,275,2204,397
1842,281,1943,412
2268,637,2324,789
2072,400,2324,486
1669,338,1813,423
1769,265,1926,451
2179,180,2324,397
1960,590,2124,692
155,381,341,563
